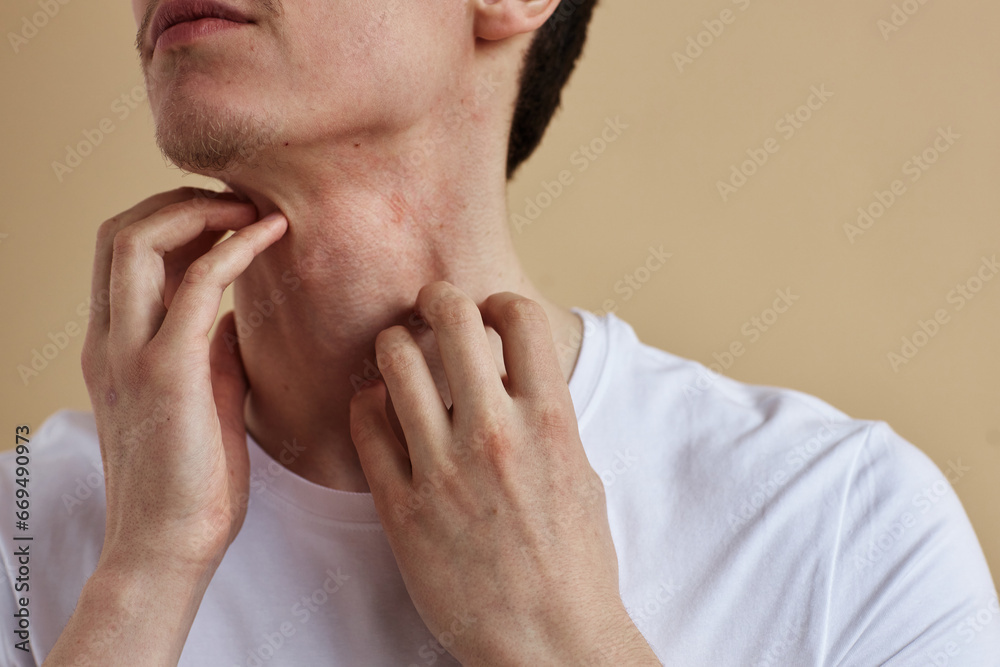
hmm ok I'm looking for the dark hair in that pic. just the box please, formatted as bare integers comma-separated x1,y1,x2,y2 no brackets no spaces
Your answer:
506,0,599,180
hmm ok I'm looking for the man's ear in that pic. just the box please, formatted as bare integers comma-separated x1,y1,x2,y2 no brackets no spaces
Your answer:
473,0,562,41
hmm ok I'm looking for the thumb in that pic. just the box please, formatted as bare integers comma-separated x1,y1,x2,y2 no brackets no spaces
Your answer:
210,311,250,447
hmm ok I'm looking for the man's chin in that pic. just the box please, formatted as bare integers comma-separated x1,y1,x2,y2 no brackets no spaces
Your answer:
153,97,279,176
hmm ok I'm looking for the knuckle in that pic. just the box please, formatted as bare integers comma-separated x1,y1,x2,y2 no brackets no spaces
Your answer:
501,297,547,325
226,229,258,263
417,282,472,325
97,217,123,245
187,188,225,209
417,280,453,304
158,199,196,218
483,432,514,472
430,292,478,329
349,409,380,445
375,328,419,376
471,412,514,470
529,400,573,438
111,226,142,257
182,257,214,286
171,186,209,207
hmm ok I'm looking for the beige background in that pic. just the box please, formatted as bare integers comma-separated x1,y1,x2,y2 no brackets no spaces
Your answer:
1,0,997,583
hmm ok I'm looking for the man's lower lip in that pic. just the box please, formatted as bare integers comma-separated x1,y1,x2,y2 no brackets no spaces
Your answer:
155,17,250,53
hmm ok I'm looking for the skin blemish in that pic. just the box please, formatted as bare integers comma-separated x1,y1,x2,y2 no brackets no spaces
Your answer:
106,387,118,406
388,192,409,226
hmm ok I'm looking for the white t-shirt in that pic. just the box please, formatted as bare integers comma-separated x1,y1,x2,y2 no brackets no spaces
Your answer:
2,308,999,666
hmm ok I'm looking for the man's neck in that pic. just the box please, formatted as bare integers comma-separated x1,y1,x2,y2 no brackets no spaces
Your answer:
224,150,583,493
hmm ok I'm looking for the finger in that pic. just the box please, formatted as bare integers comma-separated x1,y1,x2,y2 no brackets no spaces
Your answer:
350,380,411,501
163,229,228,310
209,313,252,486
415,282,508,422
153,213,287,350
108,198,260,350
374,325,451,469
479,292,569,403
88,187,249,337
209,312,249,447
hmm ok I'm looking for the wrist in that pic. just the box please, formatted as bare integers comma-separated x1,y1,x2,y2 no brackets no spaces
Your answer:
568,604,661,667
485,599,659,667
100,513,234,579
44,555,218,666
94,539,224,608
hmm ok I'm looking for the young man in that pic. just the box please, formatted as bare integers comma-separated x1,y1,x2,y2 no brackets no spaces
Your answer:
3,0,998,664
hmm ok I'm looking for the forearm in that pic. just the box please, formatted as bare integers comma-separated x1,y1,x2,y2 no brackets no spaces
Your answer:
43,557,214,666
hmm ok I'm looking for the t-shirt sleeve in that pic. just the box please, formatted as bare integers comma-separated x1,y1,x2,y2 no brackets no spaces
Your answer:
824,420,1000,665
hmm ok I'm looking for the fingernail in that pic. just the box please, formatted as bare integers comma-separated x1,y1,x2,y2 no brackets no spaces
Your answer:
260,211,286,224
